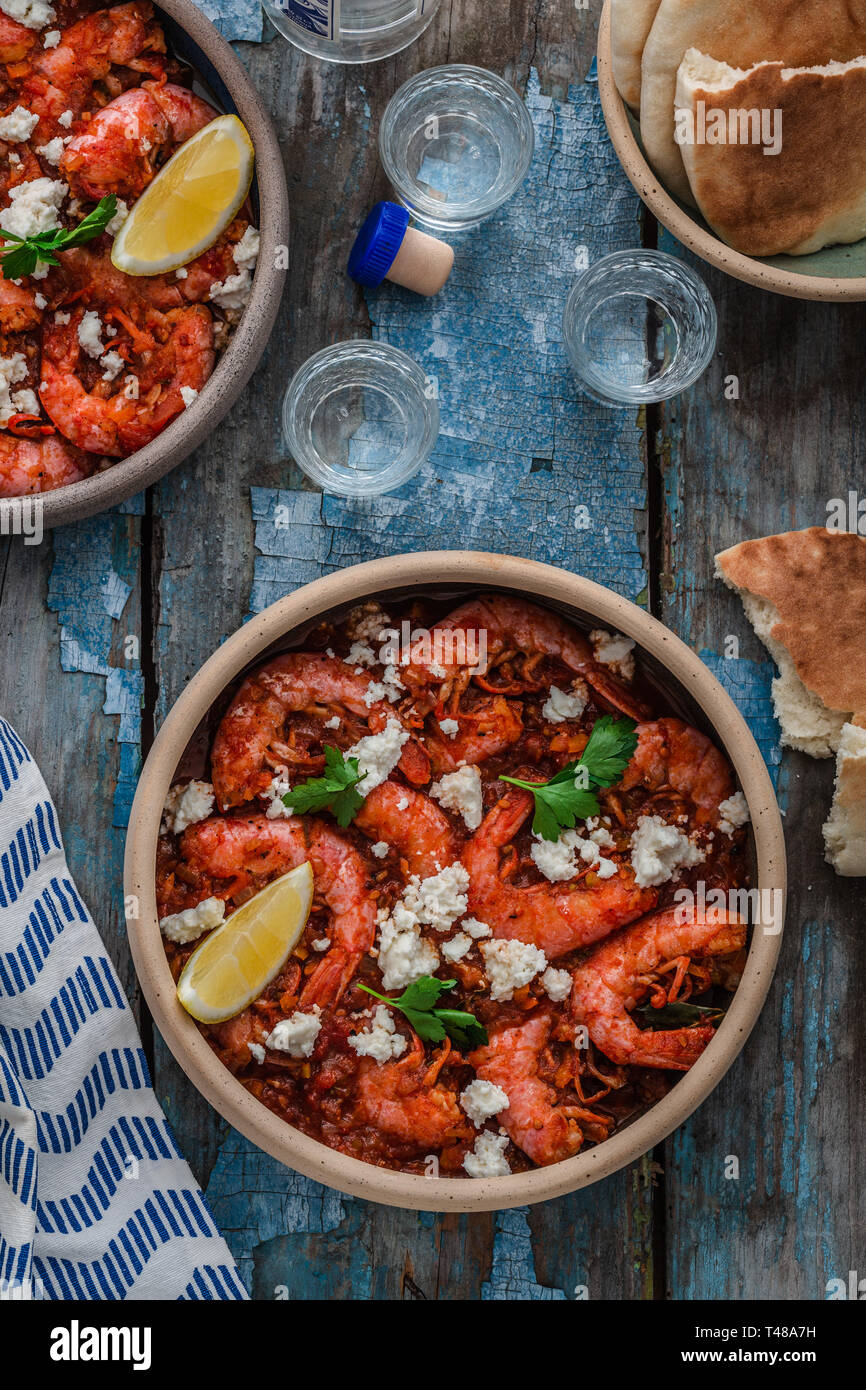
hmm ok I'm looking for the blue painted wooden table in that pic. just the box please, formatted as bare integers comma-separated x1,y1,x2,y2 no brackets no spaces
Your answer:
2,2,861,1299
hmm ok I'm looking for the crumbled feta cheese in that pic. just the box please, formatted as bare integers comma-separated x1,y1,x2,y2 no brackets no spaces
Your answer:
403,862,469,933
541,966,572,1003
363,680,387,706
347,640,377,669
105,197,128,236
0,176,66,241
463,1130,511,1178
346,602,390,645
0,351,29,426
371,841,389,859
589,629,636,682
542,682,588,723
123,373,139,400
101,349,124,382
54,310,70,325
461,1079,509,1129
396,796,409,812
33,292,46,310
8,151,20,165
0,0,55,30
159,895,224,944
429,661,446,679
162,779,215,835
438,718,459,738
430,764,483,831
42,27,60,46
36,136,64,165
248,1042,265,1064
9,387,37,416
180,385,198,408
265,1007,321,1058
630,815,706,888
531,829,618,883
57,109,72,129
346,717,408,795
718,791,750,836
348,1005,407,1064
175,266,188,279
232,224,260,270
311,937,330,952
441,932,472,963
480,938,547,1001
77,309,104,359
264,772,292,819
464,917,492,939
0,106,39,143
376,903,440,990
323,715,341,730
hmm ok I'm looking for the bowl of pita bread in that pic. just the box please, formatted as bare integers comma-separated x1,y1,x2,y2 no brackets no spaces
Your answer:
600,0,866,300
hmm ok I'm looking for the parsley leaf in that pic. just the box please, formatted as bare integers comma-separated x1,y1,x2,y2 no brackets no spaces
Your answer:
634,1000,725,1030
359,977,489,1050
1,195,118,282
500,715,637,841
281,745,367,828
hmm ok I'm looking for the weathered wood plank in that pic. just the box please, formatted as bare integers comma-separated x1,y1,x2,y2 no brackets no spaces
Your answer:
657,242,866,1299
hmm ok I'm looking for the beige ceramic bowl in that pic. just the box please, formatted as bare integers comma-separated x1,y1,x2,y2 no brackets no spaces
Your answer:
597,0,866,302
36,0,290,528
125,552,786,1212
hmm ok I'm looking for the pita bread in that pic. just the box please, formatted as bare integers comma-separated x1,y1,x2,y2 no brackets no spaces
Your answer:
715,528,866,757
640,0,866,205
611,0,662,111
823,722,866,875
676,51,866,255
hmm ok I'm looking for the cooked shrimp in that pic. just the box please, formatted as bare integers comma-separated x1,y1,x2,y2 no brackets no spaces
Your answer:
210,652,418,811
620,718,734,827
570,906,747,1070
425,695,524,775
61,81,217,201
0,12,36,64
58,233,243,315
39,302,213,457
350,1037,471,1150
403,594,649,720
462,787,657,959
158,813,377,1007
355,781,459,876
14,2,168,133
468,1010,595,1166
0,433,93,496
0,279,40,334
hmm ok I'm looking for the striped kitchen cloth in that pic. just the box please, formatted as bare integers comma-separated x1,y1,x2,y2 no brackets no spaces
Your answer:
0,719,247,1301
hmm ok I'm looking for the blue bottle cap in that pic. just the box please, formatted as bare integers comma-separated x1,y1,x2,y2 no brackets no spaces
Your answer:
348,201,411,287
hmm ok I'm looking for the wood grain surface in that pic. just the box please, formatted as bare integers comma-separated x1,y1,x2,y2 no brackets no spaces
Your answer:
0,0,861,1299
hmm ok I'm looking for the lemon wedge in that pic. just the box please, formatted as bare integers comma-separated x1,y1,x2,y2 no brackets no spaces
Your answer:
176,862,314,1024
111,114,255,276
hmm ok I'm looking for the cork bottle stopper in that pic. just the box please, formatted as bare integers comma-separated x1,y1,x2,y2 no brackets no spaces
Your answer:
386,226,455,297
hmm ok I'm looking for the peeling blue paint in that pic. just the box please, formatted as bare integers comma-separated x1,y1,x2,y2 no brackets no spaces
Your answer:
482,1208,568,1301
698,649,782,789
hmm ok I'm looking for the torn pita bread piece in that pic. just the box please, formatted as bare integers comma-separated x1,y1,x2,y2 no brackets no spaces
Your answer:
823,720,866,876
611,0,662,111
676,50,866,256
715,528,866,758
640,0,866,205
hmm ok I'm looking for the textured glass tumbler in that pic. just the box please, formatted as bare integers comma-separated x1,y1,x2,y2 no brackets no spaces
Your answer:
379,65,535,230
562,251,718,406
282,341,439,497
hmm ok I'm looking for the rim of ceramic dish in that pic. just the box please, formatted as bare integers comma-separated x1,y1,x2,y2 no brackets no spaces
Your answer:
597,0,866,303
125,552,786,1212
27,0,289,528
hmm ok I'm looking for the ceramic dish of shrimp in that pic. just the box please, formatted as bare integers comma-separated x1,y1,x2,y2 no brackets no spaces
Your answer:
0,0,288,519
127,554,787,1208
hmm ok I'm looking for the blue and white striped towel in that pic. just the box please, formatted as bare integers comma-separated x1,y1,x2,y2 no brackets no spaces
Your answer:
0,719,247,1301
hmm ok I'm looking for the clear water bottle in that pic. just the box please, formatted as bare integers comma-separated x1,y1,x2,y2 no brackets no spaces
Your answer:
262,0,440,64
